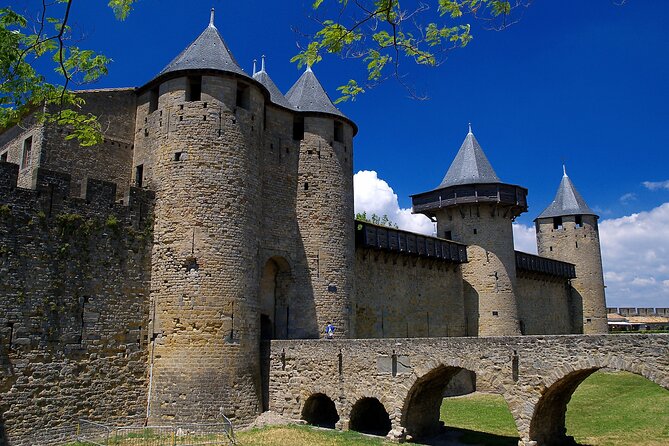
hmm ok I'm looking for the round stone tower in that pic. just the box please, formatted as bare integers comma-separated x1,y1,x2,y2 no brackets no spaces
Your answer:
134,11,268,424
535,167,607,334
286,67,357,338
411,127,528,336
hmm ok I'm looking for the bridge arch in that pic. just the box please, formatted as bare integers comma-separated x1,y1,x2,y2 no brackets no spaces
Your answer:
528,358,669,445
301,393,339,429
401,363,506,439
349,397,392,436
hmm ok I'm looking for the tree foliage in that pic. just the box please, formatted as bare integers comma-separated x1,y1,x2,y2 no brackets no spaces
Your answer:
355,211,399,228
292,1,532,102
0,1,135,146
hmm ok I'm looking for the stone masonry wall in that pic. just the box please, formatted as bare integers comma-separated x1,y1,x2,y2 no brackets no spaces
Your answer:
39,89,136,199
354,249,466,338
296,116,355,338
536,215,607,334
141,74,264,426
258,104,315,338
0,113,44,190
0,162,154,446
516,275,574,335
436,204,521,336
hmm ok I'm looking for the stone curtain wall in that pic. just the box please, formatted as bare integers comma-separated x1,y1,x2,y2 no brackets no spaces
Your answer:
354,249,466,338
515,275,574,335
269,335,669,446
0,163,154,446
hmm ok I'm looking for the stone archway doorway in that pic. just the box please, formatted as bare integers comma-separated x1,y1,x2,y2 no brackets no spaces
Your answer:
259,257,292,340
259,256,292,412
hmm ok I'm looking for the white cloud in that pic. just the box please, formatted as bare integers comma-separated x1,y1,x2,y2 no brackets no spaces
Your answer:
642,180,669,191
353,170,434,235
356,171,669,308
619,192,637,204
512,223,537,254
599,203,669,308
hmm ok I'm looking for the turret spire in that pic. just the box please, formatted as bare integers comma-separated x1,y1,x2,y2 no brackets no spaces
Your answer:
252,59,257,75
468,122,472,134
536,168,597,219
437,130,500,188
209,8,215,27
261,55,266,72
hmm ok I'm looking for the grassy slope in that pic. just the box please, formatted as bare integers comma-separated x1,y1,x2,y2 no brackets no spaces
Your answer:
440,371,669,446
565,371,669,446
237,425,391,445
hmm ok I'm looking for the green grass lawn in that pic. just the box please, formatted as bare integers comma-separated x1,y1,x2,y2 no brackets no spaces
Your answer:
440,371,669,446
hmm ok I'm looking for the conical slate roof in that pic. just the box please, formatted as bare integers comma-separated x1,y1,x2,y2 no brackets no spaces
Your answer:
438,129,501,188
157,10,249,80
253,67,294,110
537,168,597,219
285,67,346,118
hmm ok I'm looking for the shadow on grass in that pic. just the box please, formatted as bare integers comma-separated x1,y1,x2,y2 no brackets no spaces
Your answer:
411,427,519,446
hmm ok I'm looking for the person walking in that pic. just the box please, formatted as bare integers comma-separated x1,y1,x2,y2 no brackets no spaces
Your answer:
325,321,335,339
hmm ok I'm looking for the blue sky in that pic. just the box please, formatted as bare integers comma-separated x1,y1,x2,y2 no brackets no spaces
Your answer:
10,0,669,307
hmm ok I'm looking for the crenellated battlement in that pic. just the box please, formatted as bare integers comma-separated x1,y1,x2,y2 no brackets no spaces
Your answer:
0,161,154,228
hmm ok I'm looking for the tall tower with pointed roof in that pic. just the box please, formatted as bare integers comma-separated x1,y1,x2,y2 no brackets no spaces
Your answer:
287,66,357,337
412,128,528,336
133,9,272,424
535,168,607,334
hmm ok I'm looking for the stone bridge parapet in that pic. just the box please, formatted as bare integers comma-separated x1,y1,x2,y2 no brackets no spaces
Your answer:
268,334,669,445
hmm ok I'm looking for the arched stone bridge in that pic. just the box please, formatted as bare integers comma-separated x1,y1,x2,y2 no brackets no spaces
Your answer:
267,334,669,446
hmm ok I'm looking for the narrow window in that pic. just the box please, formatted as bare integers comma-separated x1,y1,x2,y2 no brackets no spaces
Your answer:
575,215,583,227
293,116,304,141
186,76,202,101
21,136,32,169
149,87,159,113
174,152,184,161
492,311,499,316
334,121,344,143
135,164,144,188
444,230,452,240
0,152,7,162
304,182,309,191
553,216,563,230
236,82,250,109
473,228,478,235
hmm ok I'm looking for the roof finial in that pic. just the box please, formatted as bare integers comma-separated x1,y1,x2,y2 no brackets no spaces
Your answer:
563,163,567,177
261,55,266,72
252,59,257,75
306,64,313,73
209,8,215,27
468,122,472,134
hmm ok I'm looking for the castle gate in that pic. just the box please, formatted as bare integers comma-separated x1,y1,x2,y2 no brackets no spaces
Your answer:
268,334,669,446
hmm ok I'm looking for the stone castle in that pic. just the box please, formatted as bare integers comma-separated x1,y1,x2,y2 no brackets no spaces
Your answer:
0,10,610,445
